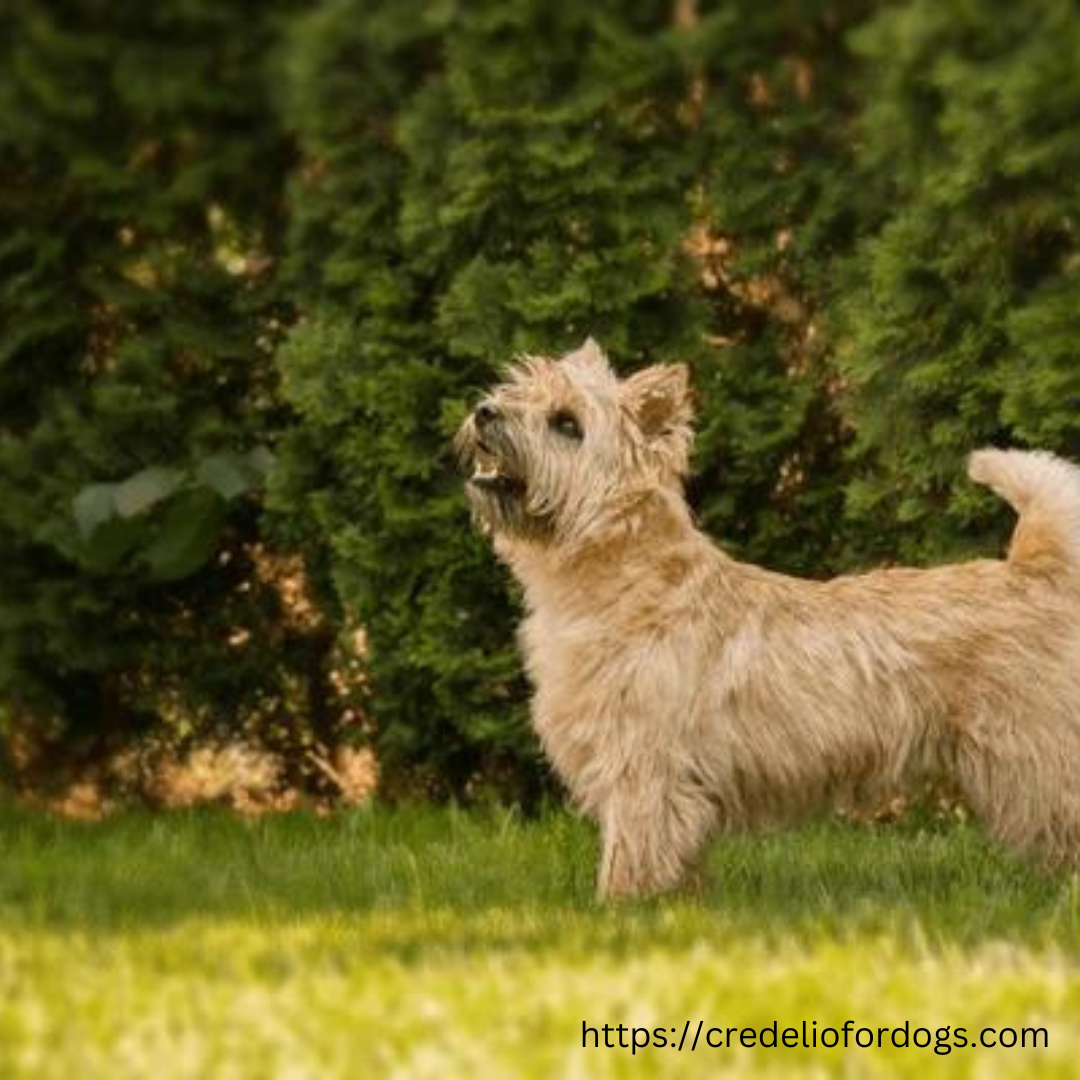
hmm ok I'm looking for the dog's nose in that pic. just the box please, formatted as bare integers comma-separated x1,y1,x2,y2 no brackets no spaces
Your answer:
474,401,499,428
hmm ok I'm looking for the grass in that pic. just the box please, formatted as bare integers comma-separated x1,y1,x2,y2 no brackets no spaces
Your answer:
1,804,1080,1078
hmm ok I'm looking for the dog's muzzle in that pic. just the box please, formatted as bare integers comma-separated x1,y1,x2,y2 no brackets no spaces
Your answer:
465,403,525,497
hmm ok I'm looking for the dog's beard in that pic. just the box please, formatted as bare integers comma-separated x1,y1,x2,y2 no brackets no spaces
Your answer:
457,423,555,541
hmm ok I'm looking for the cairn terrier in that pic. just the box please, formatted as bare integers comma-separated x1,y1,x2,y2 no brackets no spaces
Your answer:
456,339,1080,899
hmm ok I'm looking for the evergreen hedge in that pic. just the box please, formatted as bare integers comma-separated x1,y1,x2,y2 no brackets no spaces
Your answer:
0,1,340,778
840,0,1080,563
2,0,1079,800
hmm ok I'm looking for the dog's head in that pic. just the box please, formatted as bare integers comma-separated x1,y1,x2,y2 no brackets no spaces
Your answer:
455,339,693,548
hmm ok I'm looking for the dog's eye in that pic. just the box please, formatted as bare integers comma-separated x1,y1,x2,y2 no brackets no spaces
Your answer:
549,410,583,441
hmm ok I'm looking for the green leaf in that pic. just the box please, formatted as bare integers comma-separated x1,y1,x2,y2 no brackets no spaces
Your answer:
196,448,275,500
73,484,119,539
141,489,228,583
197,453,255,500
113,466,187,518
77,515,149,574
245,445,276,480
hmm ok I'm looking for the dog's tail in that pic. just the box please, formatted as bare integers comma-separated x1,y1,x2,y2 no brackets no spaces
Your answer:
968,448,1080,574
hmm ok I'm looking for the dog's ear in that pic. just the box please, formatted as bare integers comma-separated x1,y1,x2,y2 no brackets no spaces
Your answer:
621,363,694,439
561,337,613,379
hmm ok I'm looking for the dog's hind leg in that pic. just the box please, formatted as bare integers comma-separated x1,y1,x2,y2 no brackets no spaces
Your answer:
952,713,1080,871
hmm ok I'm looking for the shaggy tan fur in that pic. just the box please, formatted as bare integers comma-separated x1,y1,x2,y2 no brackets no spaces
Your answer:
456,339,1080,900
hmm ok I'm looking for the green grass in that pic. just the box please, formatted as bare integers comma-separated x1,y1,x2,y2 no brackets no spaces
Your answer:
1,805,1079,1078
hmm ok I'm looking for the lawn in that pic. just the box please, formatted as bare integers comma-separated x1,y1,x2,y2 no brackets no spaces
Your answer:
1,804,1079,1078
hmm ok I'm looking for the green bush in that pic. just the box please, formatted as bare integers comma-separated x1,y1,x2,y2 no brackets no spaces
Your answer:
839,0,1080,563
274,0,714,800
688,1,872,573
0,2,337,774
3,0,1080,802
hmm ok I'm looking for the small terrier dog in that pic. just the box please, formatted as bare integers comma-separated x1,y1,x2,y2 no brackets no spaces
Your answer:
456,339,1080,899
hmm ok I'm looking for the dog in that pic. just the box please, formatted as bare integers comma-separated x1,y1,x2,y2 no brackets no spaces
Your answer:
456,338,1080,899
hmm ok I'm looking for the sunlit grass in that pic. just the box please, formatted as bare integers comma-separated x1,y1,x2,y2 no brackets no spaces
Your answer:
0,804,1079,1077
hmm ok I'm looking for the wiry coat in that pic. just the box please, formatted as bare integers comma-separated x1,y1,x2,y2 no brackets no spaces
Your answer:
457,340,1080,899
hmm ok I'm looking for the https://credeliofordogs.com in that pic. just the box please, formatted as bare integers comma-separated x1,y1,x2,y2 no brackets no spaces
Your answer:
582,1019,1048,1056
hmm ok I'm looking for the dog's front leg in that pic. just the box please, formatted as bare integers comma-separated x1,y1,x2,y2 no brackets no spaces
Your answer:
597,815,640,900
596,783,714,901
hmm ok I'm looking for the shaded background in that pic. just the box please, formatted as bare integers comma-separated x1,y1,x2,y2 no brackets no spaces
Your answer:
1,0,1078,809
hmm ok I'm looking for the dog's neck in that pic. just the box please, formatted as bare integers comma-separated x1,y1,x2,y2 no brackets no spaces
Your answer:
497,487,727,616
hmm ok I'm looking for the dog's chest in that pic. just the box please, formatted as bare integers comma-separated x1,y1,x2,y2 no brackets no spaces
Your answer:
519,609,624,717
517,607,680,797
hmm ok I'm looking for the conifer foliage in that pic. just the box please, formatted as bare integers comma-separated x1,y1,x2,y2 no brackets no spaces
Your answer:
0,2,324,765
2,0,1080,799
275,0,710,799
840,0,1080,562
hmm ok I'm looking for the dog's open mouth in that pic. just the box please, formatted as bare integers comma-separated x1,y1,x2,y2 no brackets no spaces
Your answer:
469,442,526,497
